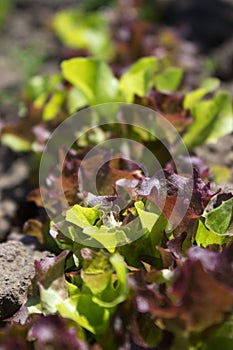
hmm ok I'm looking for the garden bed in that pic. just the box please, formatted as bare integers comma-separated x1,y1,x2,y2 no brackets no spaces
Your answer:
0,1,233,349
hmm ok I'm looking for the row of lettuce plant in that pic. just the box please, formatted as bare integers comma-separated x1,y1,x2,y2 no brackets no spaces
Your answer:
1,56,232,153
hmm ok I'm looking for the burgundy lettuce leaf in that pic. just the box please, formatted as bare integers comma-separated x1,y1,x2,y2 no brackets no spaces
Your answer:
188,169,218,213
128,259,233,337
112,17,157,70
0,321,31,350
134,167,218,233
135,167,215,216
104,292,171,350
0,314,89,350
166,155,211,180
187,243,233,289
116,165,218,234
29,147,141,216
108,244,233,345
95,157,142,196
134,90,193,133
155,246,175,270
32,124,51,148
111,5,199,77
167,258,233,333
166,232,188,260
83,191,120,212
28,315,89,350
30,250,69,300
214,192,233,208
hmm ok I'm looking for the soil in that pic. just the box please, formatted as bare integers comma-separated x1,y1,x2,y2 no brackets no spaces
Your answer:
0,0,232,321
0,241,50,321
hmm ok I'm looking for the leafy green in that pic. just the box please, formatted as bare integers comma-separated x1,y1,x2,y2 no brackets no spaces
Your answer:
25,74,66,121
1,134,31,151
27,251,69,315
43,91,65,121
83,225,128,253
57,252,128,334
204,197,233,235
183,78,220,110
201,77,220,91
26,74,62,101
204,91,233,144
119,56,158,102
66,204,101,229
57,294,110,334
67,86,89,114
53,9,114,59
61,57,119,104
183,90,233,149
183,78,232,149
92,253,128,307
201,316,233,350
2,2,233,347
81,251,112,294
195,219,227,247
154,67,183,92
135,200,159,231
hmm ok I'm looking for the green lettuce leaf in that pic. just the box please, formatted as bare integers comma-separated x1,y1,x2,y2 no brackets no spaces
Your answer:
135,201,159,232
119,56,158,102
61,57,119,104
53,9,113,59
1,134,31,151
154,67,183,92
183,78,220,110
67,86,89,114
27,251,69,315
183,90,233,149
57,294,110,334
57,252,128,334
92,253,128,308
42,91,65,121
204,197,233,235
66,204,101,229
83,225,128,253
195,220,228,247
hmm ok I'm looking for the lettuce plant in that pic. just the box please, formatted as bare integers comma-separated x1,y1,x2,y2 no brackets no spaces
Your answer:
18,143,232,348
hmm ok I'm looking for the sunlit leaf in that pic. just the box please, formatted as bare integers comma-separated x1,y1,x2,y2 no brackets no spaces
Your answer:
119,56,157,102
61,57,119,104
184,78,220,110
154,67,183,92
135,201,159,231
1,134,31,151
43,92,65,121
66,204,101,229
195,220,227,247
83,225,128,253
204,197,233,235
53,9,114,58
